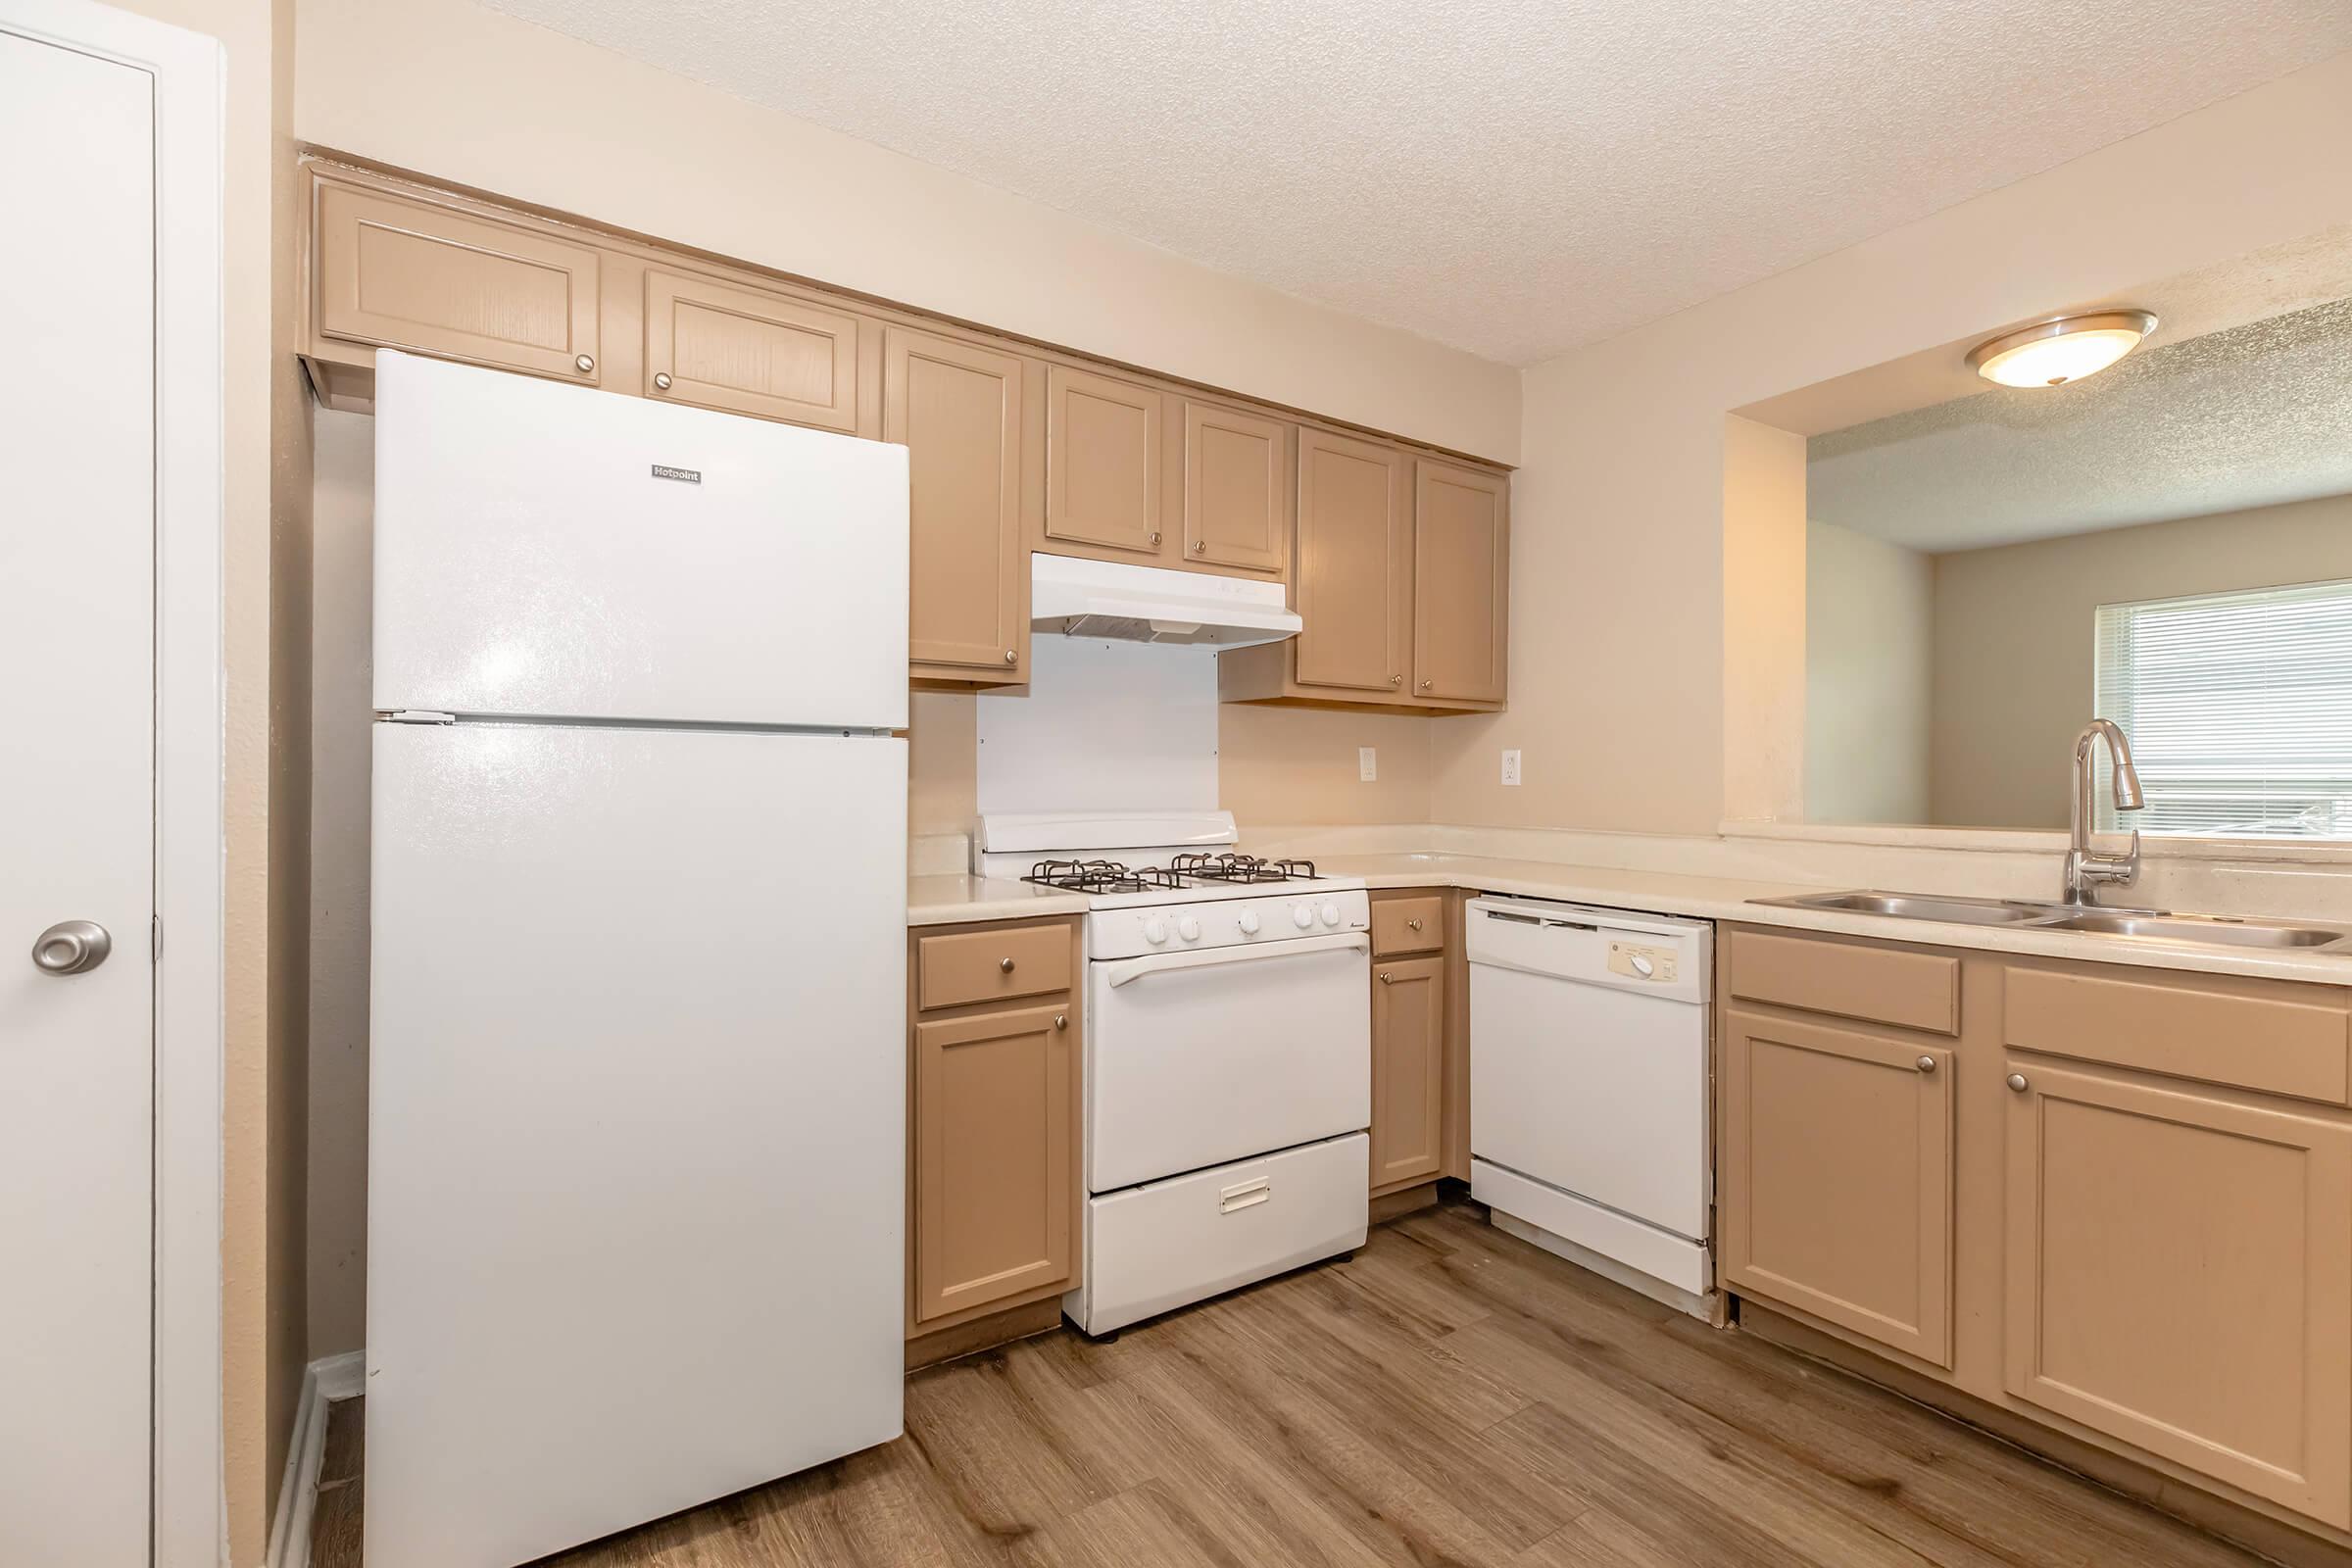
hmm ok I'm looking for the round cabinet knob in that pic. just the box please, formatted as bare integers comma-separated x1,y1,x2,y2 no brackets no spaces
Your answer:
1389,674,1403,686
1405,917,1423,932
1419,679,1433,690
1192,540,1207,554
1004,650,1018,664
1143,917,1169,946
1916,1054,1937,1073
574,353,596,374
2006,1072,2031,1093
1177,916,1201,943
1379,970,1396,985
31,919,111,976
1631,953,1655,978
1292,905,1315,930
1237,910,1261,936
1318,902,1342,927
1150,531,1162,546
999,956,1016,973
653,371,673,391
1053,1013,1068,1031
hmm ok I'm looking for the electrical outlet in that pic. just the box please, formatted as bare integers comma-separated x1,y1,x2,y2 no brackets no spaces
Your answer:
1358,747,1378,782
1500,749,1522,787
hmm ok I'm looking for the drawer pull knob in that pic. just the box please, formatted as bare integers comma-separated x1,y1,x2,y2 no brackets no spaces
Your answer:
574,353,596,374
1405,917,1423,932
1054,1012,1067,1031
999,956,1015,973
2007,1072,2030,1093
1916,1054,1936,1073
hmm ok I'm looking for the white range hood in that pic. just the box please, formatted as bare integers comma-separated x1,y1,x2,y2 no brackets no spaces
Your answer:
1030,552,1300,648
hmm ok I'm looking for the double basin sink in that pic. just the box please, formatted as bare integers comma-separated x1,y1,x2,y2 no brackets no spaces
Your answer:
1751,890,2352,952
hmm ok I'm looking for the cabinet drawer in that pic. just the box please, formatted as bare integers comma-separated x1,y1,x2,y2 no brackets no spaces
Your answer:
2004,965,2350,1104
1728,928,1958,1037
1371,896,1444,957
916,922,1072,1010
313,180,602,383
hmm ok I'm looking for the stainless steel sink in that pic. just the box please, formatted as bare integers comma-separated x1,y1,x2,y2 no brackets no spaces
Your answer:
2033,910,2349,948
1751,890,2352,952
1758,891,2051,927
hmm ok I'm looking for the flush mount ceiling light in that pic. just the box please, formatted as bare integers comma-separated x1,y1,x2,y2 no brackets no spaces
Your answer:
1966,310,2158,388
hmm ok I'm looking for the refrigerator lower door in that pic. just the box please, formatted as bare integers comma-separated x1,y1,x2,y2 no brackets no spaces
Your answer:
365,721,906,1568
371,349,908,730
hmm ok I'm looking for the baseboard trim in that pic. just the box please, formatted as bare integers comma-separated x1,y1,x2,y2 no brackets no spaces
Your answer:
265,1352,365,1568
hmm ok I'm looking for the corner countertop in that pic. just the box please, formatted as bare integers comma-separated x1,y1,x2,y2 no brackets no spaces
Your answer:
906,874,1090,928
906,851,2352,985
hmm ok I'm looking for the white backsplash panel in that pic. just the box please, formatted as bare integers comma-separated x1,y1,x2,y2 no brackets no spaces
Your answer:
976,635,1220,816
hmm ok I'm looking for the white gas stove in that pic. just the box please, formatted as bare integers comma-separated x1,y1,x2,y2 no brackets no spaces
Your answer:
973,811,1372,1335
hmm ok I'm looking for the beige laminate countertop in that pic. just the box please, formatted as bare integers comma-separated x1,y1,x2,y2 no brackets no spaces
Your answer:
910,854,2352,986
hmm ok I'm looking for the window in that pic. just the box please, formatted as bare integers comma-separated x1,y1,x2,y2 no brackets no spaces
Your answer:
2094,578,2352,837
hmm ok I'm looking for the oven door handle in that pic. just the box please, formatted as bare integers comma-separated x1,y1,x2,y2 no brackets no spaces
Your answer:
1102,932,1370,988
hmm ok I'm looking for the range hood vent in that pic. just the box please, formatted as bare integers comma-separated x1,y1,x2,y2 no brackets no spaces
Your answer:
1030,552,1300,649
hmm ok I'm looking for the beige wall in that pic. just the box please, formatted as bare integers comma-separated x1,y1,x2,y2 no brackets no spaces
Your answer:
290,0,1517,466
1722,416,1808,822
115,0,308,1560
1438,52,2352,835
1931,491,2352,829
1806,521,1934,823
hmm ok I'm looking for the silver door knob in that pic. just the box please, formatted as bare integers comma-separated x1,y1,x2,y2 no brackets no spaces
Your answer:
1389,674,1402,686
1916,1055,1936,1073
1379,971,1395,984
1004,650,1017,664
1149,531,1161,546
653,371,672,391
2007,1072,2030,1093
32,920,111,976
574,353,596,374
1054,1013,1068,1031
1419,679,1434,690
1192,541,1207,554
999,956,1015,972
1405,918,1423,932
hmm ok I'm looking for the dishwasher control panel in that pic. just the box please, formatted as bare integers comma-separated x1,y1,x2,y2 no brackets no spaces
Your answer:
1606,941,1679,984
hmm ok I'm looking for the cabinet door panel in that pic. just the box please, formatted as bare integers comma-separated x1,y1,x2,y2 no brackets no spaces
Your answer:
1294,428,1410,695
888,327,1034,677
1411,460,1507,704
1181,400,1290,573
1046,366,1163,556
644,269,876,435
1371,957,1446,1190
1722,1008,1953,1367
912,1003,1076,1324
2004,1061,2352,1526
314,181,602,383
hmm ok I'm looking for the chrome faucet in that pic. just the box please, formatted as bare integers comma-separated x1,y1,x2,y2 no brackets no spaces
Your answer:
2064,719,2145,906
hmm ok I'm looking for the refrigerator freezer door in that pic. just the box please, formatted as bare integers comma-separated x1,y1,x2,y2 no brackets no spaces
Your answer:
365,722,906,1568
372,349,908,729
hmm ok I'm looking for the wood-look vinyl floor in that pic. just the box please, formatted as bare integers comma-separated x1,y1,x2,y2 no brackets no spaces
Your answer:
315,1200,2269,1567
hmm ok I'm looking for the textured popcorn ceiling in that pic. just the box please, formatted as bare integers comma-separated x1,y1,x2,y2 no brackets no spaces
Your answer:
474,0,2352,366
1807,295,2352,553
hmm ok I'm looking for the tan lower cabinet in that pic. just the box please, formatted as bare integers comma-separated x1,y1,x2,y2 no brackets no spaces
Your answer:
1371,956,1446,1192
907,918,1083,1342
641,268,880,437
2002,1059,2352,1527
888,326,1040,682
1721,1007,1954,1368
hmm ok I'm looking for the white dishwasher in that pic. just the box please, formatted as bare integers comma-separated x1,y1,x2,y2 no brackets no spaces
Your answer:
1468,896,1714,1308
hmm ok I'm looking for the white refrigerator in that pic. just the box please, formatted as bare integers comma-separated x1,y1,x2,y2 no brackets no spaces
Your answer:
364,351,909,1568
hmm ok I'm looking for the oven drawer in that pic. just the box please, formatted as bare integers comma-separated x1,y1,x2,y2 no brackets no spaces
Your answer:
1071,1133,1368,1334
1086,933,1371,1192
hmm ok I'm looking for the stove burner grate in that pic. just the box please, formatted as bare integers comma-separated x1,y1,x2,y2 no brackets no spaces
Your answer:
1023,858,1188,894
1168,852,1320,884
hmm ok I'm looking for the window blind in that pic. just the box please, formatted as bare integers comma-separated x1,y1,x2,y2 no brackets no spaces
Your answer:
2093,578,2352,837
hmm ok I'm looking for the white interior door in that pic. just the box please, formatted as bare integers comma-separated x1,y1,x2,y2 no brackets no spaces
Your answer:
0,24,158,1567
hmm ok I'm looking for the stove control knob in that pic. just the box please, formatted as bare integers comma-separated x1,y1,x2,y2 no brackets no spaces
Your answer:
1318,901,1342,927
1143,917,1169,946
1237,910,1261,936
1292,905,1315,930
1177,915,1201,943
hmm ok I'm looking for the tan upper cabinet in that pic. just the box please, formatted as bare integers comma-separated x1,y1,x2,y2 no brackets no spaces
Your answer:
2002,1059,2352,1527
311,179,603,387
1297,428,1413,695
1411,459,1508,705
910,1000,1077,1326
1371,956,1446,1193
1176,398,1291,573
887,326,1040,682
1721,1007,1955,1368
641,268,880,437
1046,366,1164,558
